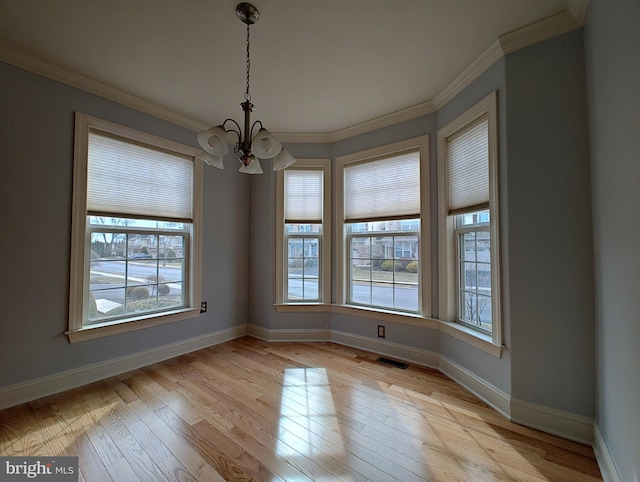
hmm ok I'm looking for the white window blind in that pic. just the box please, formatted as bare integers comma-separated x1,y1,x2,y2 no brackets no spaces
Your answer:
87,131,193,221
284,169,323,223
344,150,420,222
447,117,489,214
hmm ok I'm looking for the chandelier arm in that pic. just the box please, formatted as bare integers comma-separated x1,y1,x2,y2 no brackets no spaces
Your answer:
250,120,264,139
222,118,242,133
200,3,290,174
221,118,242,146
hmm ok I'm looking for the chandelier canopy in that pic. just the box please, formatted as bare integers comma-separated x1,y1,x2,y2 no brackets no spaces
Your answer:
197,3,296,174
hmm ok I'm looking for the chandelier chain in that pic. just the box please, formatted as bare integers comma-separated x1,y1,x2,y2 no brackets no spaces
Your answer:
245,22,251,102
197,3,295,172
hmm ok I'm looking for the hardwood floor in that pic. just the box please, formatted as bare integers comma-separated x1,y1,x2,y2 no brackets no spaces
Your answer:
0,337,602,481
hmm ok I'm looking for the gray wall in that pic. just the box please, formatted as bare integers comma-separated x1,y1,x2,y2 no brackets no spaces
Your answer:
0,23,603,455
247,60,514,395
436,59,512,395
0,61,250,388
248,33,596,415
247,142,332,331
584,0,640,479
505,30,595,417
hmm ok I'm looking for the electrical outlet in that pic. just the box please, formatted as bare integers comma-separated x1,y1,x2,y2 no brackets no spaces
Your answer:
378,325,385,338
200,301,207,313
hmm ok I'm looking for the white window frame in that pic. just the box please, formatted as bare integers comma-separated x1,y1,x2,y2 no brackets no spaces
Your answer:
276,159,331,307
336,136,430,319
437,92,502,349
68,113,203,342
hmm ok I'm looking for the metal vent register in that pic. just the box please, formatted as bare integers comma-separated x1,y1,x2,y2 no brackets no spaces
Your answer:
376,357,409,369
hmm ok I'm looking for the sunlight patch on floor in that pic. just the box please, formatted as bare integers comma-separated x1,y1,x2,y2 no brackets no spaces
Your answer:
276,368,343,458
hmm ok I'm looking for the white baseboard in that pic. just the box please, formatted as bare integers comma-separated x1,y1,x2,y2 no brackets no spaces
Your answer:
510,398,594,445
247,326,599,452
593,423,622,482
246,325,439,368
439,355,511,418
247,324,331,342
331,330,440,369
248,326,506,417
3,321,600,463
0,324,248,410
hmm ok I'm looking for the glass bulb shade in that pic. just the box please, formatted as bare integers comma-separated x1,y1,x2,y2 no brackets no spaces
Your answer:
272,148,297,171
252,128,282,159
197,125,229,157
197,152,224,169
239,156,263,174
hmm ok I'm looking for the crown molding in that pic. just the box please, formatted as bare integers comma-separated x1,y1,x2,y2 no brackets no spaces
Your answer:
276,99,435,144
0,44,208,133
567,0,589,25
281,7,587,142
0,4,587,143
273,132,334,144
499,10,583,55
433,39,505,110
327,99,436,143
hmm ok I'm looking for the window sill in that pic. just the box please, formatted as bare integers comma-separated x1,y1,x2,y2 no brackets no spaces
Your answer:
438,320,503,357
275,303,333,313
66,307,201,343
332,305,439,328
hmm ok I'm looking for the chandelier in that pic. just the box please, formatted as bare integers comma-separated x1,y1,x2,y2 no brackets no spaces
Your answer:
197,3,296,174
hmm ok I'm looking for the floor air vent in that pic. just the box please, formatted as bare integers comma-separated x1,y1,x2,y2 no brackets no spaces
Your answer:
376,357,409,369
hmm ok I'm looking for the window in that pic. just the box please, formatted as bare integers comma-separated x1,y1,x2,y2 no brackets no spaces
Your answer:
336,136,430,316
68,113,202,341
437,92,501,345
276,159,331,304
456,210,492,330
348,221,420,312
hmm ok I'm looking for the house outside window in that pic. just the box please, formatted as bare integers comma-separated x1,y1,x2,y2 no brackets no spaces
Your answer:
68,113,202,342
88,218,188,322
456,210,492,330
347,220,420,312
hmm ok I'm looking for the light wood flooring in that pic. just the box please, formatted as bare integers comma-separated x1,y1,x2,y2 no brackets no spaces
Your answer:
0,337,602,481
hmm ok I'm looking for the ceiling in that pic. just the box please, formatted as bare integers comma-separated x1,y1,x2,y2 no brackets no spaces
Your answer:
0,0,578,137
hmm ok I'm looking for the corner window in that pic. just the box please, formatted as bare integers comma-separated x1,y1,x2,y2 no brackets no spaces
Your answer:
276,159,331,304
336,136,430,317
68,113,203,341
437,92,501,344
